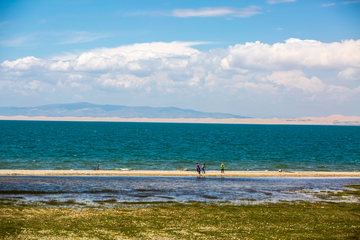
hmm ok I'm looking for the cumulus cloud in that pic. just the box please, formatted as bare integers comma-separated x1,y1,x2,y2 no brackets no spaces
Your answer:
5,38,358,75
337,68,360,80
1,39,359,116
1,41,202,73
24,80,42,90
2,56,44,70
222,38,360,70
326,84,356,101
266,70,326,93
2,39,360,80
98,73,151,90
170,6,261,18
71,41,202,72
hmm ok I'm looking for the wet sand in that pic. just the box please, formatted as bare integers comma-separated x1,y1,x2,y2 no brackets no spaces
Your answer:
1,170,360,177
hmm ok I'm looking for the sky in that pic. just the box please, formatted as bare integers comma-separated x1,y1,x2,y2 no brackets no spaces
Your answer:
0,0,359,118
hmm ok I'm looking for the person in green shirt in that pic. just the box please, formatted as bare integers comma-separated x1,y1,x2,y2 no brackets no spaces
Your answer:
221,163,224,173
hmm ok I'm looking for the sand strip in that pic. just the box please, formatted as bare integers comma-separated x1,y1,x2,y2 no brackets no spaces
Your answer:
1,114,360,125
0,170,360,177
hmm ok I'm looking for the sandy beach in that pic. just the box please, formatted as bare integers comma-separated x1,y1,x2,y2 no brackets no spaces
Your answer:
1,114,360,125
1,170,360,177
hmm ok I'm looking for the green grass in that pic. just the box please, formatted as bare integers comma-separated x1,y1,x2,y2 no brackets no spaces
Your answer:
1,202,359,239
1,184,359,239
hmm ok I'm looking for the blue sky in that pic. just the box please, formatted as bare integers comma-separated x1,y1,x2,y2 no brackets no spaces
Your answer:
0,0,359,118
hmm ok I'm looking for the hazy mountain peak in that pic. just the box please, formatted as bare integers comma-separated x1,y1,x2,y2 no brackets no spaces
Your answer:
0,103,248,119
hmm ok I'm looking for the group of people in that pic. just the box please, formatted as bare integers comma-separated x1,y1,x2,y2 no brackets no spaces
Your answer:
196,163,205,175
196,163,225,175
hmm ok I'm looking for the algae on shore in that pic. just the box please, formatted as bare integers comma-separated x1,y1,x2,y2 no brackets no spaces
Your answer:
1,202,360,239
1,184,359,239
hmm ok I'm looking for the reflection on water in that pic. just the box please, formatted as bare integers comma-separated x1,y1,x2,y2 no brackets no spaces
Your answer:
0,176,359,207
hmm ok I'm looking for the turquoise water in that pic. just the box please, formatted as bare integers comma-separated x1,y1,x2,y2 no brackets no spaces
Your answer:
0,121,359,171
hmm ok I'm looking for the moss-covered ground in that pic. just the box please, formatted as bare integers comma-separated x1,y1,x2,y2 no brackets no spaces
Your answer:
1,184,359,239
0,202,359,239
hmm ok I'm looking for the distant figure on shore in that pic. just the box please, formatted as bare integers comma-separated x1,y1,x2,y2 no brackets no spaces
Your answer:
92,165,107,170
221,163,224,173
202,164,206,174
196,163,201,176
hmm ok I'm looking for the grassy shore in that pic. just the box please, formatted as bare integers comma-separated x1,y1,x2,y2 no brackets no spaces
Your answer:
1,185,359,239
1,202,360,239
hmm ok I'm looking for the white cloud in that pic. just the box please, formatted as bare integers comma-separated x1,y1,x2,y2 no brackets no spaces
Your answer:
70,82,80,88
49,53,78,61
326,84,355,101
2,39,359,77
341,0,360,4
1,56,44,70
0,31,109,48
57,31,109,44
170,6,261,18
49,61,70,71
321,1,360,6
24,80,42,90
266,70,326,93
98,73,151,90
0,35,37,47
322,3,336,7
267,0,296,4
337,68,360,80
1,39,359,117
71,41,202,71
69,74,83,80
222,38,360,70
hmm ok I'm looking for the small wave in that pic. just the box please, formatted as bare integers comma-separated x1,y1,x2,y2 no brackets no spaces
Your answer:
113,168,133,171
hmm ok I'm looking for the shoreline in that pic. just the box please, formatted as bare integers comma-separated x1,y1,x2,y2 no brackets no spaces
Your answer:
1,114,360,125
1,170,360,177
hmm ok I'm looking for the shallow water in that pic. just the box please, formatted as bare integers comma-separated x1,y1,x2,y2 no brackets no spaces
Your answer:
0,176,359,207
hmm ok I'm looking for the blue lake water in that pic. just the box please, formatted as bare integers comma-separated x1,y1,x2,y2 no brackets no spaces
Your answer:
0,120,359,171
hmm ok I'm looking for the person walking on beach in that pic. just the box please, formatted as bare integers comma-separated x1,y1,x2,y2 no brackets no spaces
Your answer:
196,163,201,176
221,163,225,173
202,164,206,174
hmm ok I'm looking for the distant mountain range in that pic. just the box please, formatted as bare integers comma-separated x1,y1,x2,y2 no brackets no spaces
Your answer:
0,102,248,119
